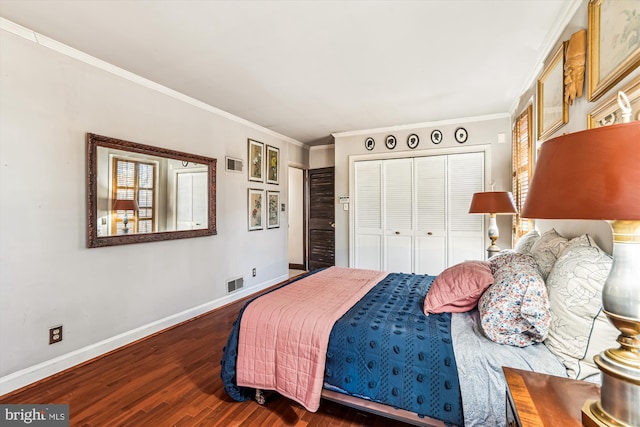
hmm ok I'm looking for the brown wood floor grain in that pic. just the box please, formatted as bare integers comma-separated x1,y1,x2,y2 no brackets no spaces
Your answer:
0,284,412,427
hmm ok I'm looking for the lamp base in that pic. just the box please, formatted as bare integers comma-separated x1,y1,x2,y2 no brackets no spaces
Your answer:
486,234,500,259
487,244,501,259
582,399,634,427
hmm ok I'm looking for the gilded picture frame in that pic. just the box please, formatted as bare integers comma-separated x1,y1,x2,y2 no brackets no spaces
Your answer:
537,43,568,140
266,145,279,185
248,139,264,182
587,0,640,101
267,190,280,229
587,76,640,128
248,188,263,231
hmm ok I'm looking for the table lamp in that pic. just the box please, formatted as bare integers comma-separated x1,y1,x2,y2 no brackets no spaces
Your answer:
521,121,640,427
469,191,518,258
112,199,139,234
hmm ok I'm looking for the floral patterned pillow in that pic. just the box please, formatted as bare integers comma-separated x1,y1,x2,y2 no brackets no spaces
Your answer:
478,253,551,347
544,241,616,379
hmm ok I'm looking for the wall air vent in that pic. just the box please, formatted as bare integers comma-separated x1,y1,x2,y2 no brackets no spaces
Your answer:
227,277,244,293
226,156,243,173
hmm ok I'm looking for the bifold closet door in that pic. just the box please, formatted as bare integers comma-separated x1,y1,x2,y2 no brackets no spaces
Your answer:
354,161,383,270
414,156,447,275
447,152,485,265
383,158,414,273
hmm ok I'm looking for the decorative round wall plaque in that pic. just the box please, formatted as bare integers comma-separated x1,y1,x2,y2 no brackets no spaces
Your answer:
455,127,468,143
365,137,375,151
407,134,419,149
430,129,443,144
385,135,397,149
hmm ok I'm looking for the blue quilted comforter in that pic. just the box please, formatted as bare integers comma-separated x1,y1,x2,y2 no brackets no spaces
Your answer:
220,271,463,426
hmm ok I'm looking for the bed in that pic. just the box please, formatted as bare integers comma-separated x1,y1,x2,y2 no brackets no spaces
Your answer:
221,226,614,426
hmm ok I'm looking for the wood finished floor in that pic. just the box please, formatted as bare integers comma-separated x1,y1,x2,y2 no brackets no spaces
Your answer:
0,281,412,427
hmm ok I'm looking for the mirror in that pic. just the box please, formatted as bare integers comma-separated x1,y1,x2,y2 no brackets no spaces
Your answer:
87,133,216,248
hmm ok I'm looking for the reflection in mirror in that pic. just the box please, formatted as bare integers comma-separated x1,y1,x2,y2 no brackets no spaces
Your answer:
87,133,216,248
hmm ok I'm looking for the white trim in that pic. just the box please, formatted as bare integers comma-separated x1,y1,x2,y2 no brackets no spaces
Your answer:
332,113,509,139
0,274,287,396
0,17,303,148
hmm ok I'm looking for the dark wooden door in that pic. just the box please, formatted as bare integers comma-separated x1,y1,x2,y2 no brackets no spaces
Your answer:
308,167,335,270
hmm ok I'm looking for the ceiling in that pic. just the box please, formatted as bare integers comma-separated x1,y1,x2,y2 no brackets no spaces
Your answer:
0,0,579,145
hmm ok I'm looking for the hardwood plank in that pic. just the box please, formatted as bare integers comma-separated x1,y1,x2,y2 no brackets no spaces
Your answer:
0,285,412,426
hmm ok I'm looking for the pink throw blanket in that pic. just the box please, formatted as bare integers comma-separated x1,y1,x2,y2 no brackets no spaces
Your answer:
236,267,388,411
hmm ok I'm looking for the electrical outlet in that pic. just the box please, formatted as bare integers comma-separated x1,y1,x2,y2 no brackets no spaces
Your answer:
252,268,256,277
49,325,63,344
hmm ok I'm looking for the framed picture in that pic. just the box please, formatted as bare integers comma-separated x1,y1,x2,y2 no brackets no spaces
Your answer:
267,190,280,229
266,145,279,185
587,0,640,101
248,188,263,231
588,76,640,128
248,139,264,182
537,43,568,140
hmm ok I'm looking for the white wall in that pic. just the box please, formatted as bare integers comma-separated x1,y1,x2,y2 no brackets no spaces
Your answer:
0,27,307,393
512,0,640,255
333,115,513,267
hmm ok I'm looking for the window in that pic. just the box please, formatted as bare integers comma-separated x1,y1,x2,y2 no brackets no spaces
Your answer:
512,105,534,245
111,158,156,235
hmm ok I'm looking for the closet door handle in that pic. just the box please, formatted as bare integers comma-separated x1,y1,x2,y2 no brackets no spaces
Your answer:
395,231,400,235
427,232,433,236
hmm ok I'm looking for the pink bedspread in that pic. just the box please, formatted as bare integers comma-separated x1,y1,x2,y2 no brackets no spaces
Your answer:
236,266,388,411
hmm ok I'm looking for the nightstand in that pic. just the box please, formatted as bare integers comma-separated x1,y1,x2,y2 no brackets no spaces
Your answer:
503,367,601,426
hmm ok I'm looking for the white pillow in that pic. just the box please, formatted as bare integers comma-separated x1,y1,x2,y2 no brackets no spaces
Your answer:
514,229,540,255
544,239,617,379
530,229,589,280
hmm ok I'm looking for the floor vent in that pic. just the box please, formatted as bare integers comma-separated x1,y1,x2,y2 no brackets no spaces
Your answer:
227,277,244,293
226,157,243,173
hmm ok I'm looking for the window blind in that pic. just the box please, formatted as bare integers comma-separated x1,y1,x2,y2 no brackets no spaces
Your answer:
512,105,534,245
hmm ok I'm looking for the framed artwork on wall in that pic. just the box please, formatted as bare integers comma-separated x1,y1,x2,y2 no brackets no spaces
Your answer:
587,0,640,101
248,188,263,231
267,190,280,229
537,43,568,140
248,139,264,182
266,145,279,185
587,76,640,128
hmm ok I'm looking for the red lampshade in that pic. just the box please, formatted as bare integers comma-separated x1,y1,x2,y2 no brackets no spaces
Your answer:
112,199,139,211
469,191,517,214
521,122,640,220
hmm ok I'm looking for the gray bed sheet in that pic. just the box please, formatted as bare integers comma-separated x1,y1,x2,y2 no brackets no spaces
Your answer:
451,310,568,427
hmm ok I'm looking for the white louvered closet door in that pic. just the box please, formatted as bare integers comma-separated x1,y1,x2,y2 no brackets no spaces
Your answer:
383,158,414,273
448,152,485,265
354,160,383,270
415,156,447,275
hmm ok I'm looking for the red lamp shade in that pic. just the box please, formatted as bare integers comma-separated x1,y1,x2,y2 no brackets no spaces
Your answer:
112,199,139,211
521,122,640,220
469,191,517,214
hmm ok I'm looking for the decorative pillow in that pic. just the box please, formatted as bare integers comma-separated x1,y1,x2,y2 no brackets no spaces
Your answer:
544,240,616,380
488,250,523,275
529,229,571,280
514,229,541,254
424,261,493,315
478,253,550,347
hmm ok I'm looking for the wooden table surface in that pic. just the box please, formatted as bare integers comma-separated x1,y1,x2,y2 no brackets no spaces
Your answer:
503,366,601,426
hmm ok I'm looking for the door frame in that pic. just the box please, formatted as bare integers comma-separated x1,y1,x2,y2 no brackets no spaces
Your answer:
288,164,308,271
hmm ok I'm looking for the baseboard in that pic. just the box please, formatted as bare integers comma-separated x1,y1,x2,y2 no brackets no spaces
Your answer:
0,274,288,396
